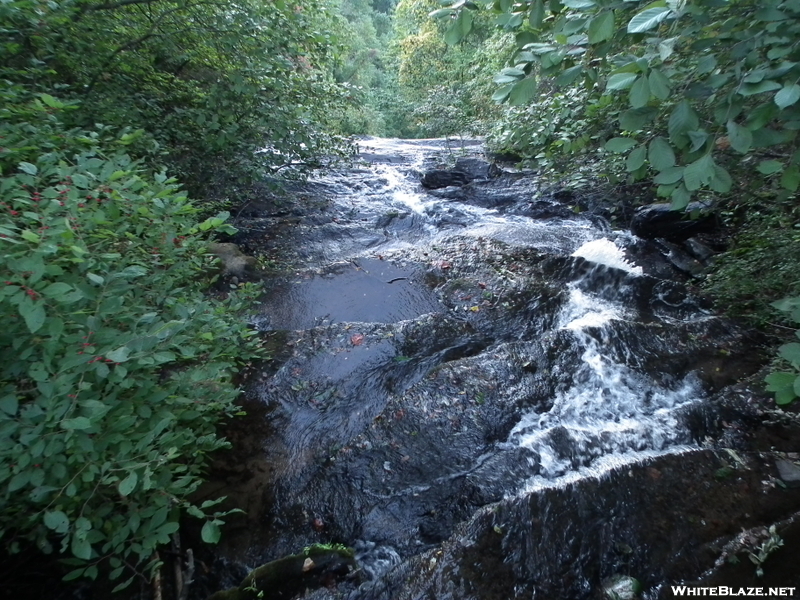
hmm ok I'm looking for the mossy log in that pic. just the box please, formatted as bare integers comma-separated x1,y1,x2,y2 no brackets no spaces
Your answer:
208,546,356,600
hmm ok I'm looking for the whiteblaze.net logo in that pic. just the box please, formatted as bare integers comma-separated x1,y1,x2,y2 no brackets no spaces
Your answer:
671,587,797,597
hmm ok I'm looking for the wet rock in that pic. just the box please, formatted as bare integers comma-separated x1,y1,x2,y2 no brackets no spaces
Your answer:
207,546,356,600
684,237,716,262
518,199,576,220
420,158,500,189
602,574,642,599
208,242,261,279
630,202,717,241
654,239,706,277
338,450,800,600
775,458,800,487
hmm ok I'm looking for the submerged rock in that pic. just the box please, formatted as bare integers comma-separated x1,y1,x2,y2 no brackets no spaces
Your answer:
602,574,642,600
421,158,501,189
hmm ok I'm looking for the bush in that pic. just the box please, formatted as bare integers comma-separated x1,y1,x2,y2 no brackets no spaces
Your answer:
0,92,261,588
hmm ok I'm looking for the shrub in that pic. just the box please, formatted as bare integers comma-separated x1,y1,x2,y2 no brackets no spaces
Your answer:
0,92,261,588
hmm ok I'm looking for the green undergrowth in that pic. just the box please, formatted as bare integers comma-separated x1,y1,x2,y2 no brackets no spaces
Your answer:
1,87,264,589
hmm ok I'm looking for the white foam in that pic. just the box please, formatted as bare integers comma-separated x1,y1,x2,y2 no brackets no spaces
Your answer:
572,238,642,275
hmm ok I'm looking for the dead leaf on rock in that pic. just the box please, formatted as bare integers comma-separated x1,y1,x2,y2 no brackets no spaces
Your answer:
350,333,364,346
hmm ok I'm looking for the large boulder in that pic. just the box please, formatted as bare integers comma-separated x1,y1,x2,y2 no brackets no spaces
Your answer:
421,158,501,189
631,202,717,241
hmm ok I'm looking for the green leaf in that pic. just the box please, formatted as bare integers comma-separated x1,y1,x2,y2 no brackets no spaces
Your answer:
765,372,797,404
605,138,637,152
201,521,221,544
562,0,595,7
588,11,614,43
696,54,717,75
687,130,709,152
63,569,86,582
654,166,684,184
629,76,651,108
555,65,583,86
755,8,788,21
87,273,104,286
42,282,73,299
445,9,473,45
619,107,657,131
71,535,92,560
44,510,70,534
492,83,514,102
107,170,128,182
775,84,800,109
726,121,752,153
19,299,46,334
647,136,675,171
106,346,131,363
625,145,647,172
40,93,65,108
118,472,138,497
508,77,538,106
757,160,784,175
8,471,30,492
739,80,782,97
529,0,545,28
709,165,732,193
429,8,456,18
668,100,699,139
779,343,800,367
648,69,671,100
18,162,38,176
627,7,670,33
61,417,92,430
670,184,691,210
0,395,18,416
781,166,800,192
21,230,41,244
111,577,136,593
658,37,677,61
683,154,714,191
607,73,638,91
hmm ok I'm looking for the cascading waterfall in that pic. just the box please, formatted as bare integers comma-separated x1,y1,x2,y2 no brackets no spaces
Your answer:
510,239,701,491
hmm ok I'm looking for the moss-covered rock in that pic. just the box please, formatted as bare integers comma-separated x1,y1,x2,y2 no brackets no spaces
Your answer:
207,545,356,600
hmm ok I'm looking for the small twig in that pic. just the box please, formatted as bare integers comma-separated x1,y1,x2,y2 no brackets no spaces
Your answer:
152,551,163,600
172,533,183,600
178,549,194,600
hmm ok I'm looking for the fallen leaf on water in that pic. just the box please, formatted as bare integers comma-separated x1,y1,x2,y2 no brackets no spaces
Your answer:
350,333,364,346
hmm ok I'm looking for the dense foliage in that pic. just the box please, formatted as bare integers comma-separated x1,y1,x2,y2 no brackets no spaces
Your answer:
0,85,261,587
2,0,352,190
0,0,356,588
424,0,800,402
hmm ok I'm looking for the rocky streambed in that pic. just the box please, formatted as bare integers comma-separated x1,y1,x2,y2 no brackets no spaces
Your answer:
194,138,800,600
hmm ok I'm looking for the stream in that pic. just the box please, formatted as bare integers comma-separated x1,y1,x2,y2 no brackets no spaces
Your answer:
199,138,800,600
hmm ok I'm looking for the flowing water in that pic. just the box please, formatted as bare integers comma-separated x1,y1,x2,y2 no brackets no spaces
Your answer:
215,137,771,599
